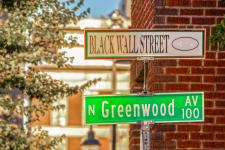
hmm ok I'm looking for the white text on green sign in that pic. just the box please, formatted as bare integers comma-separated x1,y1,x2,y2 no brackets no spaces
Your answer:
85,29,205,59
84,92,204,124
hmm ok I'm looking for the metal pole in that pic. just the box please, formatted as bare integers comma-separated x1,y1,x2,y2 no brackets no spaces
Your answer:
112,124,116,150
140,121,154,150
140,60,153,150
141,121,150,150
112,61,117,150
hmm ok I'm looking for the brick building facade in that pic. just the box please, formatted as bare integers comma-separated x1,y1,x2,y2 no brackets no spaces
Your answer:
130,0,225,149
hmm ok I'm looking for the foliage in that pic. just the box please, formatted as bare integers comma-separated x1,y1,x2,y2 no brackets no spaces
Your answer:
0,0,97,149
210,17,225,49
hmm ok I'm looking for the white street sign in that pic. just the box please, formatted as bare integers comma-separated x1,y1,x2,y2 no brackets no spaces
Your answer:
85,29,205,59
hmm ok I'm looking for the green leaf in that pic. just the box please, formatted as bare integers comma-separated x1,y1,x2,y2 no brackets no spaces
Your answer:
0,0,94,149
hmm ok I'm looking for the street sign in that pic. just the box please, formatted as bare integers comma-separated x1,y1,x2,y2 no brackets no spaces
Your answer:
84,29,205,59
84,92,204,124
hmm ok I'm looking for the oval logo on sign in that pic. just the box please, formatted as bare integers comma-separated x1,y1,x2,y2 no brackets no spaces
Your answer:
172,37,199,51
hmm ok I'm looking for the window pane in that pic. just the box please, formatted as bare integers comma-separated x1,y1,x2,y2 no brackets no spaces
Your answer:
117,82,129,91
51,97,68,126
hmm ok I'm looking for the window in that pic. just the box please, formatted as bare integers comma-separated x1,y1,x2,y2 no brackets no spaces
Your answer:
51,97,68,126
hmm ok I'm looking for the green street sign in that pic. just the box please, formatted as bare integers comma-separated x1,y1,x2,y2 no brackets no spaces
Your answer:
84,92,204,124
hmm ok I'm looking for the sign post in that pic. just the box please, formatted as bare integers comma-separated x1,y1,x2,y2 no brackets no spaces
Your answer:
84,29,206,150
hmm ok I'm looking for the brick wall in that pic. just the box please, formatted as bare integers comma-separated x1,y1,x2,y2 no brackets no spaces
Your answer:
130,0,225,149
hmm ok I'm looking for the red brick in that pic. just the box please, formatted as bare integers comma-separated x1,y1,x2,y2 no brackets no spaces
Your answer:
153,60,177,66
151,132,163,140
203,125,225,132
178,25,186,29
216,133,225,139
216,84,225,91
210,26,218,50
191,84,214,91
152,67,164,74
165,133,188,140
155,0,166,6
203,142,225,148
180,9,203,16
215,101,225,107
151,141,176,148
205,92,225,99
153,83,164,91
129,144,140,150
190,133,213,140
187,26,194,29
179,60,202,66
218,52,225,59
154,16,165,24
192,0,216,7
156,8,178,15
206,52,216,59
217,17,224,24
205,9,225,16
130,124,141,130
205,101,214,108
205,117,215,123
192,18,215,25
166,68,189,74
205,109,225,116
179,76,202,82
153,25,178,29
217,60,225,66
204,76,225,82
129,130,140,137
166,0,191,7
131,0,225,149
187,149,211,150
167,17,190,24
204,60,217,66
154,75,176,82
129,137,140,144
177,125,201,131
165,83,189,91
177,141,201,148
195,26,204,29
205,27,211,51
215,93,225,99
217,68,225,74
216,117,225,124
191,68,215,74
218,45,225,51
204,92,215,99
218,1,225,7
156,124,176,131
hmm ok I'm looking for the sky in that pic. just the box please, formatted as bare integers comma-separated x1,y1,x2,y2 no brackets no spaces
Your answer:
61,0,121,18
80,0,121,18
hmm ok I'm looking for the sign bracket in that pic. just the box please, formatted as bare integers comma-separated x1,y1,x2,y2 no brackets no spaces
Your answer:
143,59,148,95
138,58,153,96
